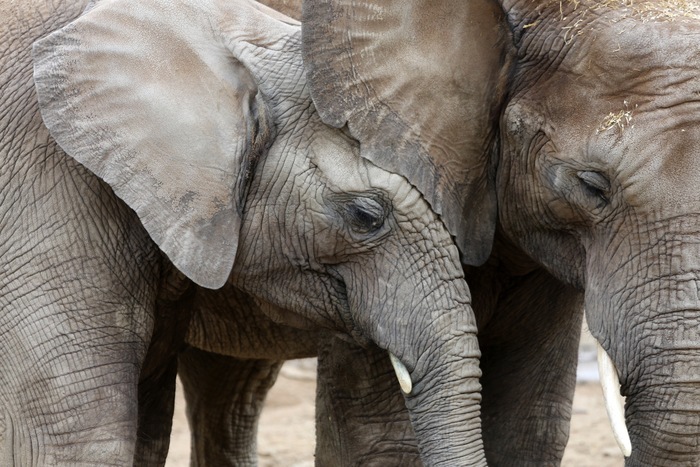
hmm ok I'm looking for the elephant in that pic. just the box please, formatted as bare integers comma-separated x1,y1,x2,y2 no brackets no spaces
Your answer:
300,0,700,465
0,0,488,464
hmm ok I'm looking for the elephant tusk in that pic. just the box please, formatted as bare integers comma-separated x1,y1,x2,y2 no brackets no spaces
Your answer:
596,341,632,457
389,352,412,394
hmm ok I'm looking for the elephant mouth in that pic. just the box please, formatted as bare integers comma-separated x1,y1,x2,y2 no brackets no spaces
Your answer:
596,341,632,458
329,270,414,394
324,266,416,396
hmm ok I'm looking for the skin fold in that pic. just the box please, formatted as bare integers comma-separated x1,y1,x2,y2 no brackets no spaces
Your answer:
1,0,486,466
301,0,700,465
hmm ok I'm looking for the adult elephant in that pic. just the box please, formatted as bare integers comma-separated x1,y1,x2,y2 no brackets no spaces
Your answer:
303,0,700,465
0,0,485,464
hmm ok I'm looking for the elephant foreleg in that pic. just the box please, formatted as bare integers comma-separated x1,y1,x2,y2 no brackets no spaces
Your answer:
315,336,421,467
134,270,195,467
0,159,162,465
177,347,283,466
134,358,178,467
477,267,584,466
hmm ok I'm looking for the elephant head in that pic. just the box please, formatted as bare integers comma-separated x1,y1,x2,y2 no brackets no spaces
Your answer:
302,0,700,464
33,0,486,464
497,4,700,464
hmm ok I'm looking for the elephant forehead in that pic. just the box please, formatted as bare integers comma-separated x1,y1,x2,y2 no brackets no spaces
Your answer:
615,119,700,210
574,15,700,88
579,23,700,208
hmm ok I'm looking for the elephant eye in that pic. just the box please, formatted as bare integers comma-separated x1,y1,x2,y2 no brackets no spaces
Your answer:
577,170,610,206
344,197,387,234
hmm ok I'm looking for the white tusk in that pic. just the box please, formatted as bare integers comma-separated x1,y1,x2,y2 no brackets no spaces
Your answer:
597,341,632,457
389,352,412,394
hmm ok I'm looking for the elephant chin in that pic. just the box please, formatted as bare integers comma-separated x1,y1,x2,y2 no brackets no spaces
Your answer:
596,341,632,458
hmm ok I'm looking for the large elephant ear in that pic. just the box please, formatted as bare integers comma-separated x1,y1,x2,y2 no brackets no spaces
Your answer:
303,0,511,265
33,0,298,288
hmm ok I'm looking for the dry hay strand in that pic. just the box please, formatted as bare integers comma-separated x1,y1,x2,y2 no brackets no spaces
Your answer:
597,101,637,133
627,0,700,21
544,0,700,22
521,0,700,45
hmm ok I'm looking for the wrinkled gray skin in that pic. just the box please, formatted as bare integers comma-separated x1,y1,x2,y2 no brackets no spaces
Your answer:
0,0,485,465
301,0,700,465
256,0,299,18
176,1,425,466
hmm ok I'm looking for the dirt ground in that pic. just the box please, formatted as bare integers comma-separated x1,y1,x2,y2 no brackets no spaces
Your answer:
165,358,624,467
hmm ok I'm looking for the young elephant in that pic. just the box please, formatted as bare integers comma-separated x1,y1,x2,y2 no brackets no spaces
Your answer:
0,0,482,465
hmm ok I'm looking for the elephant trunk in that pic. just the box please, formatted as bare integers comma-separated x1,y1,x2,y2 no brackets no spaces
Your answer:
594,304,700,465
398,303,485,466
625,393,700,465
332,193,487,465
623,341,700,466
344,261,486,466
596,325,700,466
593,298,700,465
586,217,700,465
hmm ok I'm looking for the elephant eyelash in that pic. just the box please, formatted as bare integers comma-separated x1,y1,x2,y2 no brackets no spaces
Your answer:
577,171,610,205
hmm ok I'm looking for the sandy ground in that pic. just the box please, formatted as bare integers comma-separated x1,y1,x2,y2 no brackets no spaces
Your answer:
165,357,624,467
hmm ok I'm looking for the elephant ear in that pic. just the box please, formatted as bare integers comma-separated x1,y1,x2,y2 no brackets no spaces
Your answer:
303,0,511,265
33,0,298,288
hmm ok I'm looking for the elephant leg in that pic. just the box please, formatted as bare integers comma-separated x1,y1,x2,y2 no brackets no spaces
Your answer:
178,347,283,466
315,336,421,467
477,267,584,466
0,300,153,465
134,358,178,467
0,225,161,463
0,152,165,465
134,270,195,466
